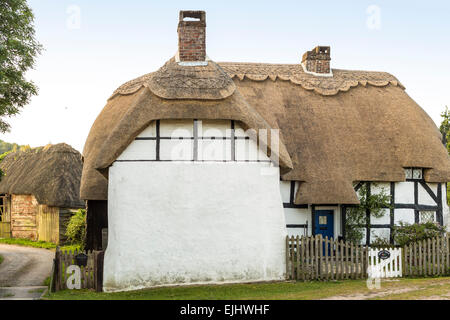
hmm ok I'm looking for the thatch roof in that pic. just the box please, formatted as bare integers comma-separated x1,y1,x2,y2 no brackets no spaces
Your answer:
80,58,293,200
80,59,450,204
219,62,450,204
0,143,85,208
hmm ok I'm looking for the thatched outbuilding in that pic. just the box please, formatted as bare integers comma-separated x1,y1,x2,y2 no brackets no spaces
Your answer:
81,11,450,291
0,143,84,243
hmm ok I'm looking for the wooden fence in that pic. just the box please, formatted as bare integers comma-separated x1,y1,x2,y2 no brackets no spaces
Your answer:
402,234,450,277
50,248,104,292
0,222,11,238
286,235,369,281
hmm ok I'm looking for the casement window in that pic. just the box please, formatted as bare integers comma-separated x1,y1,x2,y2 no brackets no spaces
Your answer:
404,168,423,180
419,211,435,223
117,119,271,162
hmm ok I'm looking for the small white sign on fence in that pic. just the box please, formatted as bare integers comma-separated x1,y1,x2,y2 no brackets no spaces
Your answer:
368,248,402,278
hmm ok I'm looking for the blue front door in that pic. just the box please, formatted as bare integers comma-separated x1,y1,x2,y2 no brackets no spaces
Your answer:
314,210,334,239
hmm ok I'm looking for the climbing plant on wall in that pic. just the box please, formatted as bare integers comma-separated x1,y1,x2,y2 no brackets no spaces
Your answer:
345,184,392,245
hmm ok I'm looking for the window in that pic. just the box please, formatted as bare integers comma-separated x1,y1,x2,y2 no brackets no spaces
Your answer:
419,211,435,223
319,216,327,225
404,168,423,180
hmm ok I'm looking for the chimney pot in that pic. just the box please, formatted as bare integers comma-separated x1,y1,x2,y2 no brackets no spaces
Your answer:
178,11,206,62
302,46,331,75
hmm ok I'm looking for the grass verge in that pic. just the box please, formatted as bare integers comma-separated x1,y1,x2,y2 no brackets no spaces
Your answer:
0,254,3,265
0,238,80,252
43,277,450,300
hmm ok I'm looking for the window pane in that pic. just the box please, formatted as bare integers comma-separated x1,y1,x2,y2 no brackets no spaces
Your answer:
319,216,327,225
404,168,413,179
160,139,193,160
419,211,435,223
413,168,423,180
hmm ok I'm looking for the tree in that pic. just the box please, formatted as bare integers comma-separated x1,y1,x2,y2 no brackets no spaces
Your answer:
0,0,42,132
439,106,450,205
439,106,450,151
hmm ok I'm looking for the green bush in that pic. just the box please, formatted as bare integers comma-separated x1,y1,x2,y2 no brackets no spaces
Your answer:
370,236,393,248
393,222,446,247
65,209,86,250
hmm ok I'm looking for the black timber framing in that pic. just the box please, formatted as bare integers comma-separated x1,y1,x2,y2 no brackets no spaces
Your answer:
283,181,308,209
127,119,272,163
343,179,442,245
311,204,316,236
390,182,395,243
365,182,371,245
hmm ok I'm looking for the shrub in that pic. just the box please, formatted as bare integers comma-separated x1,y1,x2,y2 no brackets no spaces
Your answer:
393,222,446,247
370,236,392,248
65,209,86,250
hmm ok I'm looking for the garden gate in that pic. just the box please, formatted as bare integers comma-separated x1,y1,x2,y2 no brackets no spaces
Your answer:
368,248,402,278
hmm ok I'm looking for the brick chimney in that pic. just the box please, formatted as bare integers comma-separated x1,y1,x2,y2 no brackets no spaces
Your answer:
301,46,331,75
177,11,206,62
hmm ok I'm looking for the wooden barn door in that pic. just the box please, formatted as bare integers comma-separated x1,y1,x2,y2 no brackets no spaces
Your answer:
37,206,59,244
0,194,11,238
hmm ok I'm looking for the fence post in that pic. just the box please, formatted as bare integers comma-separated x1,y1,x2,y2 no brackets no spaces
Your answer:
300,236,305,281
318,235,322,280
285,236,289,280
54,248,61,291
296,236,300,280
445,233,450,274
94,251,104,292
330,237,335,280
50,258,57,293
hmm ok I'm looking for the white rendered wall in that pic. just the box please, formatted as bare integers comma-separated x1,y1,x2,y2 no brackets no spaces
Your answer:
104,161,286,292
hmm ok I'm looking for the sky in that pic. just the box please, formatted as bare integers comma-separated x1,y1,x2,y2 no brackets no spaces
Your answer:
1,0,450,152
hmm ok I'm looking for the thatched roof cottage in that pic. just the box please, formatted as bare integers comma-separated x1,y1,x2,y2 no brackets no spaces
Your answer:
81,11,450,291
0,143,84,243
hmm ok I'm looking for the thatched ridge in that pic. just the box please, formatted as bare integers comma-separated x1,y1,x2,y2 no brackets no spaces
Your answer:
0,143,84,208
80,59,450,204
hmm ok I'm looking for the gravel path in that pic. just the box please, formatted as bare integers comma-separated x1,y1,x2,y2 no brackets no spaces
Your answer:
0,244,54,299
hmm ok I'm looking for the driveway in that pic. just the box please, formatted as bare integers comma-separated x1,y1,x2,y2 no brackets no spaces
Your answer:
0,244,54,299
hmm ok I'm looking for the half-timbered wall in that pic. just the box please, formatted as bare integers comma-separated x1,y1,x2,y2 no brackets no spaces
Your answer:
279,168,449,245
116,119,271,163
345,172,449,245
105,119,286,291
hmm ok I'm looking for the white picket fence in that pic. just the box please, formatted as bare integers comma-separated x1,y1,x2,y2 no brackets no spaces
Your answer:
368,248,403,278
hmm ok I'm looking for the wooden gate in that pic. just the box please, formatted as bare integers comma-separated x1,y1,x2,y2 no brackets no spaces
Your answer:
368,248,402,278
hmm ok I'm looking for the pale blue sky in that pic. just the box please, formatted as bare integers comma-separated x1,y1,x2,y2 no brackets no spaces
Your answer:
2,0,450,152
